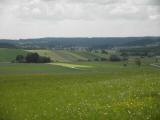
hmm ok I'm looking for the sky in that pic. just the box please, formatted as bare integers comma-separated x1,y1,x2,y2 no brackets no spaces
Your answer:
0,0,160,39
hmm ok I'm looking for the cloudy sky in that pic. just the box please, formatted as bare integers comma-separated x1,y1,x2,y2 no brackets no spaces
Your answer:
0,0,160,39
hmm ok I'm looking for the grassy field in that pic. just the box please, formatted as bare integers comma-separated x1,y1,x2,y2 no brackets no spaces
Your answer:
26,50,108,62
0,61,160,120
0,48,28,62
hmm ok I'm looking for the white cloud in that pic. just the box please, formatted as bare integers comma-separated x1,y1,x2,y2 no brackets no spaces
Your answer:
0,0,159,21
0,0,160,38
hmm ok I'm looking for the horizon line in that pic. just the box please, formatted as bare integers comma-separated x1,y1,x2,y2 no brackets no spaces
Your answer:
0,36,160,40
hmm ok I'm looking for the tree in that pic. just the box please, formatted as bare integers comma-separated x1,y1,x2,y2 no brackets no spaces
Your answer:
38,56,51,63
101,50,108,54
109,55,121,61
123,63,127,67
155,57,159,63
120,52,128,57
15,53,51,63
94,58,99,61
100,57,107,61
120,52,129,61
25,53,39,63
16,55,25,63
135,58,141,67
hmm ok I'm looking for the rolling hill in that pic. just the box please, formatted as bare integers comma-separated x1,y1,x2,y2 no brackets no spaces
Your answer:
0,48,109,63
1,37,160,49
26,49,109,62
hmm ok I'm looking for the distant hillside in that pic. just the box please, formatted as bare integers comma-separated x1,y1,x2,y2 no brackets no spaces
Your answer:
0,48,109,63
124,37,160,46
120,45,160,56
0,43,17,48
1,37,160,49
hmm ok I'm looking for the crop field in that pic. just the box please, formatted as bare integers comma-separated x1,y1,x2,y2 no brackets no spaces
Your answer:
0,61,160,120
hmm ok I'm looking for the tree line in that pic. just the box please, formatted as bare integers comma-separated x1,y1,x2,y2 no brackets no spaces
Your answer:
15,53,51,63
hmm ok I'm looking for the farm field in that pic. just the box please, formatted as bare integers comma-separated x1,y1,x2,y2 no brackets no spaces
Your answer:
0,48,109,63
0,62,160,120
0,4,160,120
26,49,109,62
0,48,28,62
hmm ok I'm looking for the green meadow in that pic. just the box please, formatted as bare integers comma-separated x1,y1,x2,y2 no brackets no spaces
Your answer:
0,48,106,63
0,48,28,62
0,61,160,120
26,49,109,62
